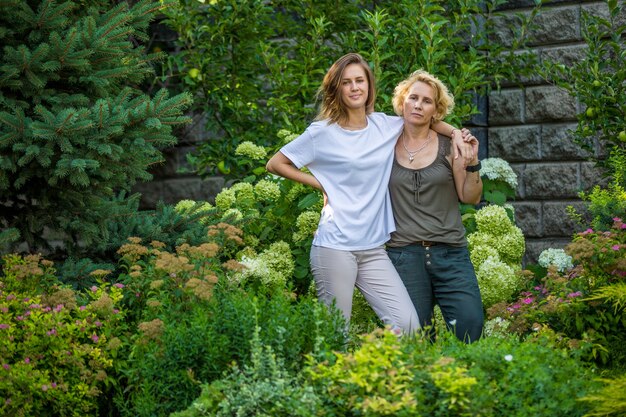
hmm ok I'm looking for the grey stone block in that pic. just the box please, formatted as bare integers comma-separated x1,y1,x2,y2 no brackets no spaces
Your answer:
133,176,225,209
541,123,591,160
540,45,588,70
488,125,541,161
529,6,580,45
488,89,524,125
580,161,610,192
511,201,543,237
525,86,577,123
543,201,588,237
523,162,579,199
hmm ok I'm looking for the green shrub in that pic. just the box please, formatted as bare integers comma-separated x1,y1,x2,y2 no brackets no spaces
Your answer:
171,324,321,417
0,254,124,417
488,217,626,367
305,329,597,416
115,286,346,417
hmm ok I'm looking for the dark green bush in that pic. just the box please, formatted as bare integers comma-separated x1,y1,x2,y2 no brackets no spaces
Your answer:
0,0,192,255
115,286,346,417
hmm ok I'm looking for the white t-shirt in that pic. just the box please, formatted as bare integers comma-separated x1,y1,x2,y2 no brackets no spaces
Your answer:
280,112,404,250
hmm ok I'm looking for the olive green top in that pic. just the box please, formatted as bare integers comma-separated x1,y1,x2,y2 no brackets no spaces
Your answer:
387,135,467,247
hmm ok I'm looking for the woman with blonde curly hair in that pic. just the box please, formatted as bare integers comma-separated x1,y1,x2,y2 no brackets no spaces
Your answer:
266,54,474,334
386,69,484,342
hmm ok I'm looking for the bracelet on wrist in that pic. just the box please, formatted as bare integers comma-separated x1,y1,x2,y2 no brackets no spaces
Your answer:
450,128,460,137
465,161,481,172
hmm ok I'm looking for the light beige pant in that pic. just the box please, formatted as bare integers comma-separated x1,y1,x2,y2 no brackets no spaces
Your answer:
310,245,420,334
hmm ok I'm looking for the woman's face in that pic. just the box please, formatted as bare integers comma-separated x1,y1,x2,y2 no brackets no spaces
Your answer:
403,81,436,126
340,63,369,111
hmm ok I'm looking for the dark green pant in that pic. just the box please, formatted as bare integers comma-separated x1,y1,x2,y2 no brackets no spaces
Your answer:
387,244,484,343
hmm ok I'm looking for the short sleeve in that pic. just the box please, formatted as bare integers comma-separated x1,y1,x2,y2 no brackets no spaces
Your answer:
279,126,316,169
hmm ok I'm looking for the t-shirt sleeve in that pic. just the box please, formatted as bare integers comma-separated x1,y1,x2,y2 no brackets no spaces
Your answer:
279,127,316,169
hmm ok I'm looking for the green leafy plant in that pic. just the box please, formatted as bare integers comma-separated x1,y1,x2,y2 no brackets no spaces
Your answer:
488,217,626,367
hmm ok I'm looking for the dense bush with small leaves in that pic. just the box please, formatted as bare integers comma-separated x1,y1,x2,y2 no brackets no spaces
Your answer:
0,254,125,417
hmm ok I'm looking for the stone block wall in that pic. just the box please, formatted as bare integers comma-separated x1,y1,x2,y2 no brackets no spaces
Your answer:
136,1,618,263
486,0,617,261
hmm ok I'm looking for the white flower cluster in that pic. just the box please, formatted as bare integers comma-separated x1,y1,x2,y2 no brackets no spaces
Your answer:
277,129,299,144
475,256,518,308
467,205,526,308
483,317,511,339
538,248,573,272
292,211,320,242
215,178,283,215
480,157,518,189
234,241,294,288
235,141,268,160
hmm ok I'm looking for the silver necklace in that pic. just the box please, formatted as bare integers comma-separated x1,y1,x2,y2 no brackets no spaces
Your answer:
401,131,431,163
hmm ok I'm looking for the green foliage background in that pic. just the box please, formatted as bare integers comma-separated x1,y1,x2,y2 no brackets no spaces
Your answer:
162,0,538,180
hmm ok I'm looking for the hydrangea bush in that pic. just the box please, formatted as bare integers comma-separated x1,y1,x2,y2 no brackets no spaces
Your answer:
467,205,526,308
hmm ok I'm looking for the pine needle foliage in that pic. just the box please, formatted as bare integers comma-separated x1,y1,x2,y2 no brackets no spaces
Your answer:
0,0,192,254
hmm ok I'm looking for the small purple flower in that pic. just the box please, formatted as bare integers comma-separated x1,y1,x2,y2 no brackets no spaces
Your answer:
95,321,102,327
47,328,57,336
113,283,124,289
0,324,9,330
42,306,51,312
522,297,534,304
3,364,10,370
80,305,86,311
511,303,521,310
567,291,582,298
51,382,57,388
90,286,98,292
91,334,99,343
581,228,594,235
15,315,24,321
113,309,120,314
29,304,41,309
24,358,30,364
53,304,63,313
6,294,15,301
612,245,620,251
23,297,30,302
621,224,626,229
613,217,622,222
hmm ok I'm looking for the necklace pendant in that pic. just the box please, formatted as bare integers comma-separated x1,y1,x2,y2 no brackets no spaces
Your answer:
409,156,414,162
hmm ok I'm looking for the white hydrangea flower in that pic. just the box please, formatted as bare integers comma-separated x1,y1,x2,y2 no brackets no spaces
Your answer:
476,256,519,308
215,188,236,210
222,208,243,221
481,157,518,189
538,248,573,272
475,205,514,236
277,129,299,144
292,211,320,242
235,141,268,160
254,179,281,202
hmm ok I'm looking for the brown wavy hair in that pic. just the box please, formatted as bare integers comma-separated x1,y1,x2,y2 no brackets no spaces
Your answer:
315,53,376,124
392,69,454,123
